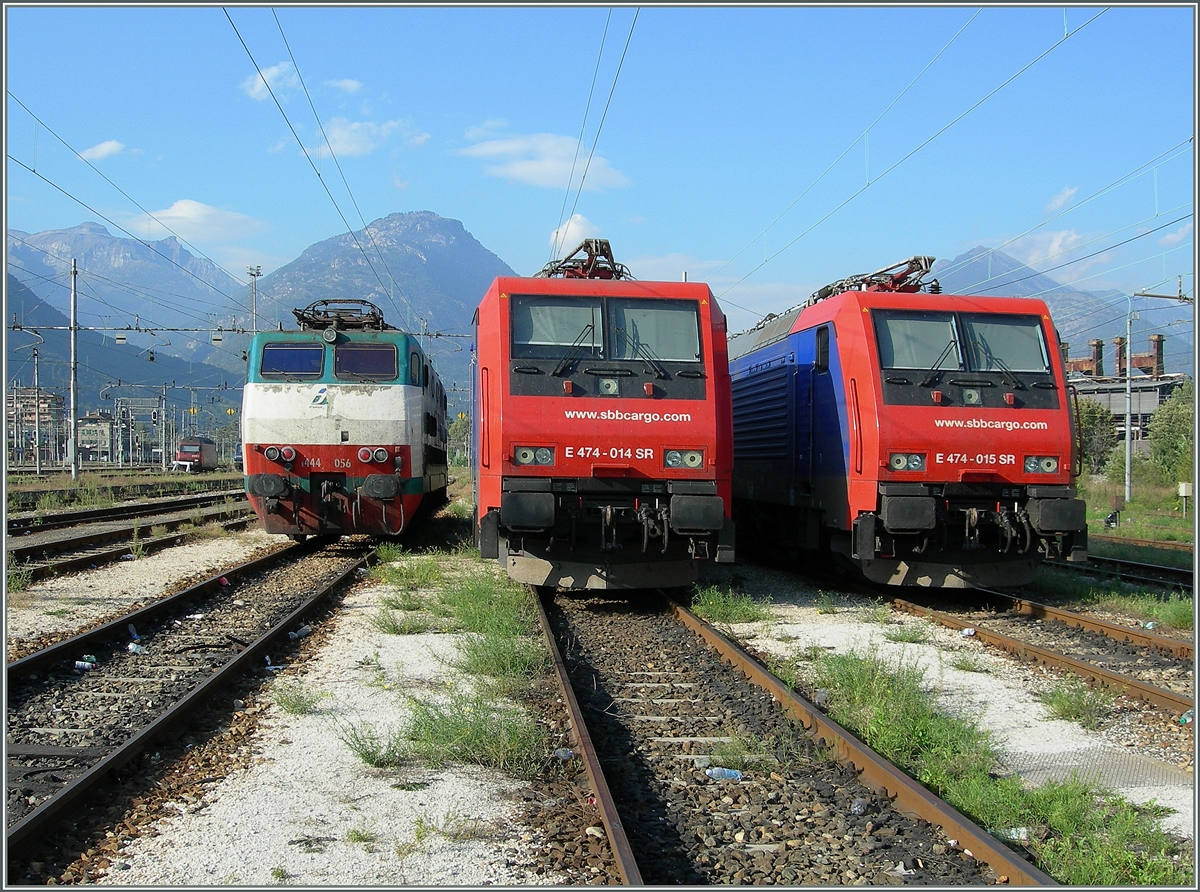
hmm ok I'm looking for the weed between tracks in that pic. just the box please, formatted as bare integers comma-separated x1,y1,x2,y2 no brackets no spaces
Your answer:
1027,567,1194,631
334,541,552,780
766,645,1193,885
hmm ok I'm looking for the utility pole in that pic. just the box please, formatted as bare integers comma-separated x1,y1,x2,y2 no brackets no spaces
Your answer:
32,346,41,475
248,265,262,334
69,259,79,480
160,386,167,471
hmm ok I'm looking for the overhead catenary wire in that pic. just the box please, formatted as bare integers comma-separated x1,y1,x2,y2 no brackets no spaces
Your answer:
557,7,639,260
223,8,401,329
548,8,613,264
270,8,416,331
7,91,254,306
718,6,1111,304
712,7,983,280
6,155,242,305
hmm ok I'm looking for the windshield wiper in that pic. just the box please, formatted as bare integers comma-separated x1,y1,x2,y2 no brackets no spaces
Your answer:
614,327,668,380
552,322,596,377
919,340,958,387
970,339,1023,390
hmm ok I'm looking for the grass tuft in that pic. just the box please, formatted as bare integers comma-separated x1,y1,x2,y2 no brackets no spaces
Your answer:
270,679,327,715
1039,681,1115,730
690,585,772,624
404,689,548,777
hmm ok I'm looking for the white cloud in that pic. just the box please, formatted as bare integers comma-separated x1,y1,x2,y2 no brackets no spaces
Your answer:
460,133,630,189
130,200,266,244
407,131,431,147
240,61,299,101
327,78,362,94
1160,221,1193,247
464,119,507,141
549,214,600,255
80,140,124,161
392,173,409,190
1007,230,1088,269
1045,186,1078,214
324,117,415,157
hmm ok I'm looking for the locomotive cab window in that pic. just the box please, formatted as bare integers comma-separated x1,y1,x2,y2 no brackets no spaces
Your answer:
410,352,421,386
961,314,1050,373
511,296,602,360
333,343,397,380
610,299,701,362
873,311,961,371
815,326,830,373
260,343,324,378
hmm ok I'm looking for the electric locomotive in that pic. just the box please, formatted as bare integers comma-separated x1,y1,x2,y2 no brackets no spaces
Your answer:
472,240,735,590
241,299,448,541
729,256,1087,588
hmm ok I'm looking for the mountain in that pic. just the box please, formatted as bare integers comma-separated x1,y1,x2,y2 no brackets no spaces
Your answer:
6,222,249,376
7,212,518,414
5,274,242,416
252,211,517,402
932,248,1193,376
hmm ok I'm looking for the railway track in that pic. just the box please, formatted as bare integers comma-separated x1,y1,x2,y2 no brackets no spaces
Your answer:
887,592,1193,717
6,478,241,513
1062,554,1194,591
537,589,1055,886
5,538,373,855
7,489,246,535
8,498,253,583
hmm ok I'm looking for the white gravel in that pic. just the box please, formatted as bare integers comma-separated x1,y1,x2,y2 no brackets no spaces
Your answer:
5,533,1194,884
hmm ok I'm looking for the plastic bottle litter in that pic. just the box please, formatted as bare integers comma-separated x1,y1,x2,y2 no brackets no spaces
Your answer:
705,767,743,781
82,655,97,664
127,624,140,641
960,628,976,637
1143,621,1158,630
1181,708,1194,726
850,798,868,816
127,643,148,655
288,624,312,641
554,748,574,761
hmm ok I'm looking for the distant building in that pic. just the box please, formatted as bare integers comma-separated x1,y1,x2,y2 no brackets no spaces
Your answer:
5,386,66,464
78,411,116,462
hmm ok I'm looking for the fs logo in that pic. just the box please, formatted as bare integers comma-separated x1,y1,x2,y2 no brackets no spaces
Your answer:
310,387,328,407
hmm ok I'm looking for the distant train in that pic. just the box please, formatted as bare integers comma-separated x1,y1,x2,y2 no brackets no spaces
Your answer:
472,240,735,590
729,256,1087,587
241,299,448,541
174,437,218,472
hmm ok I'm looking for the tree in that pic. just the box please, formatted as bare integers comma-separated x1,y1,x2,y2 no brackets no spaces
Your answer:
1147,381,1194,483
1076,397,1117,476
447,413,470,467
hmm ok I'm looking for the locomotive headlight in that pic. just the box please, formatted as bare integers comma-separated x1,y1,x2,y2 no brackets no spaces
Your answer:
359,447,374,463
665,449,703,469
514,446,554,466
889,452,926,471
373,447,389,463
534,447,554,465
264,446,281,462
1025,455,1059,474
514,446,536,465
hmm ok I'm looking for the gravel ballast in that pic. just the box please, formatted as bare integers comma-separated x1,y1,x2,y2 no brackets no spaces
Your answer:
5,527,1194,884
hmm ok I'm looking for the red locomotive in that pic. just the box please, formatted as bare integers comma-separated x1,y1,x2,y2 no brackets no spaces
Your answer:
472,240,735,590
729,256,1087,587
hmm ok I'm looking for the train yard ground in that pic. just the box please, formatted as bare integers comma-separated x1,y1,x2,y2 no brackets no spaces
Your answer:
4,476,1195,886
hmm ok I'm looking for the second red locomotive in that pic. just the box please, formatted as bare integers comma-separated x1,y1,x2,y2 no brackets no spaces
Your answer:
472,240,736,590
729,256,1088,588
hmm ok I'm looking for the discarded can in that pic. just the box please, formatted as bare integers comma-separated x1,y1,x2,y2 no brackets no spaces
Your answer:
850,798,868,815
127,643,148,655
1181,708,1194,725
74,660,95,671
82,655,97,664
288,624,312,641
705,767,743,781
219,577,230,586
1143,621,1158,630
960,628,976,637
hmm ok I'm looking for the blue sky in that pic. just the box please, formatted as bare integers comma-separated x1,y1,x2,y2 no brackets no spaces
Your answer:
5,3,1195,346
